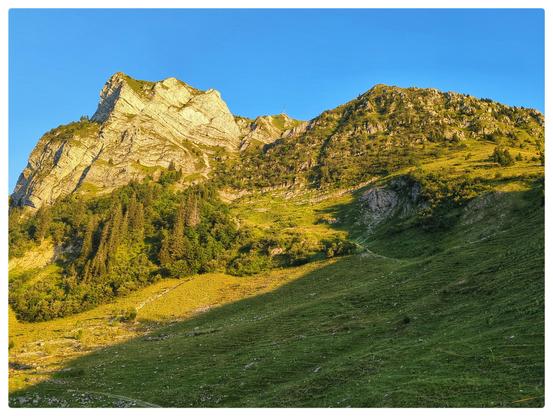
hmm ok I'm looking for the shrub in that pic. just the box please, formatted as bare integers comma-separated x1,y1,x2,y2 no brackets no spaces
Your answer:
121,307,137,322
321,237,358,258
227,252,271,276
490,146,515,167
74,329,84,340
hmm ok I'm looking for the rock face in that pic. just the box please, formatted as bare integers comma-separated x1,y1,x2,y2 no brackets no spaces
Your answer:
236,114,306,150
12,73,244,209
359,178,425,233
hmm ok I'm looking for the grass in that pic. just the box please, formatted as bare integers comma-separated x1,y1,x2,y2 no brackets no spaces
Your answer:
8,139,544,407
8,261,331,394
122,74,155,98
8,182,544,407
229,191,351,241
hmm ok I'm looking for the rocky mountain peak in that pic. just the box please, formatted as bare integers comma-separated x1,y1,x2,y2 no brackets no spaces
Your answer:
91,73,241,148
11,73,244,209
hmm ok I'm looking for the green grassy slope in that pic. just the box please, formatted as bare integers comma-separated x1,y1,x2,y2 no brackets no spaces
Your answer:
9,185,544,407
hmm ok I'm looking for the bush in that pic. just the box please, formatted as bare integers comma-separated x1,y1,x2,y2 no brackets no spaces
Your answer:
227,252,272,276
121,307,137,322
321,237,358,258
158,168,182,185
284,240,313,266
491,146,515,167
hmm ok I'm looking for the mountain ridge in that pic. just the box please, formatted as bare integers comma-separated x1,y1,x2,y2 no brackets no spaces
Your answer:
11,72,544,210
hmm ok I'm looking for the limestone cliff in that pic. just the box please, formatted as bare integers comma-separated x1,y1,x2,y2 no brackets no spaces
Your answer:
12,73,243,209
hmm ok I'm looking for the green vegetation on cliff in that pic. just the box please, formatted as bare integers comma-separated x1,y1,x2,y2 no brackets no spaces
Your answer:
217,85,543,190
9,173,352,322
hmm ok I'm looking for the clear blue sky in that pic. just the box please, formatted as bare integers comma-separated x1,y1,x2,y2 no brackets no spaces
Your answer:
9,8,544,191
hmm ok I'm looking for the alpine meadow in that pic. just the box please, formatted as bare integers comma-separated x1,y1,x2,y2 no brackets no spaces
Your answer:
7,12,545,407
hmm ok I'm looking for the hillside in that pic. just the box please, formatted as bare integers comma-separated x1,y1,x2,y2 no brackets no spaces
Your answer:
221,84,544,190
8,73,545,407
9,180,544,407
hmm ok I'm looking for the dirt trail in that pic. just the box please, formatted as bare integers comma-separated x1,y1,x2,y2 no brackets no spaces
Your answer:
353,235,402,262
359,249,400,262
136,280,188,311
67,389,161,408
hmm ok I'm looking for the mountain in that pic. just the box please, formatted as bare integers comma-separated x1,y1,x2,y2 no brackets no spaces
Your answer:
228,84,544,190
11,73,300,209
12,73,544,210
236,113,307,150
9,73,545,316
9,74,544,407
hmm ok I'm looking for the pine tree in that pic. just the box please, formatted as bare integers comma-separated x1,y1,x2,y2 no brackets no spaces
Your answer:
107,203,123,255
158,229,172,266
143,185,154,208
170,201,187,259
91,221,110,277
121,209,129,242
127,194,138,224
134,202,145,240
33,206,52,242
79,216,96,261
128,195,144,241
82,260,92,283
185,193,200,227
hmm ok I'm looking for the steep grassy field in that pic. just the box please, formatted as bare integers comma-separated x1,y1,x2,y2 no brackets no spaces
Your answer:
8,260,330,392
9,179,544,407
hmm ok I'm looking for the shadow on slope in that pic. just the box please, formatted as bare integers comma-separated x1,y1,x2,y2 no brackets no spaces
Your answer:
10,188,544,408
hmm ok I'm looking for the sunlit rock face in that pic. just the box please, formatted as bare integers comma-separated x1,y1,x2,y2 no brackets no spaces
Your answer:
12,72,243,209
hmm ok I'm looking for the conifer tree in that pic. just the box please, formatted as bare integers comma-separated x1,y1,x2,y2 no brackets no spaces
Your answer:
121,209,129,242
79,216,96,261
129,198,145,241
185,193,200,227
91,221,110,277
82,260,92,283
158,229,172,266
107,203,123,256
170,201,187,259
33,206,52,242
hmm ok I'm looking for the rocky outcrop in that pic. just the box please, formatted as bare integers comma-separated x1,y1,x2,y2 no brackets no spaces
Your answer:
461,191,508,227
12,73,243,209
236,114,306,150
358,177,425,233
